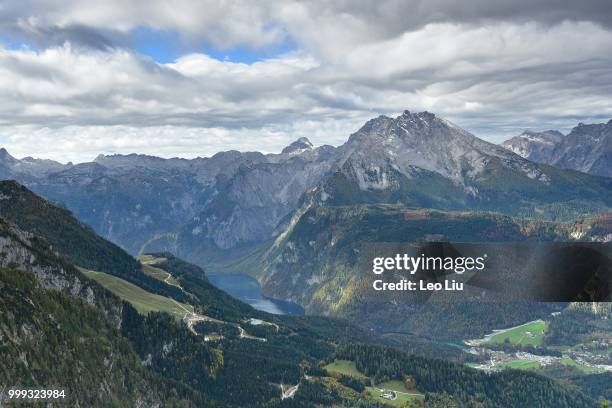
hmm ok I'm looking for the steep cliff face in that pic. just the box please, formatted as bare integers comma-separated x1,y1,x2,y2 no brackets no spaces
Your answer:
160,143,338,267
552,120,612,177
0,218,124,325
337,111,544,186
502,119,612,178
0,140,337,258
0,267,179,407
502,130,564,162
262,116,612,320
31,162,212,255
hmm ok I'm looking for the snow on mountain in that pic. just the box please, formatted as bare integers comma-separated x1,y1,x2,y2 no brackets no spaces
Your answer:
502,130,564,162
281,137,314,155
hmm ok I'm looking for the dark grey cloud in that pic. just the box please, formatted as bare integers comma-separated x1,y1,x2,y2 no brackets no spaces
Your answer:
6,23,120,50
368,0,612,29
2,1,612,51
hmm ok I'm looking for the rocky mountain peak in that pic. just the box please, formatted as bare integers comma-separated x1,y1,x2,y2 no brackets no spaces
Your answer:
92,153,193,172
564,120,611,145
551,118,612,176
401,110,435,121
501,130,564,162
281,137,313,154
0,147,17,164
338,110,533,189
396,110,440,131
501,117,612,177
350,111,448,144
522,130,564,140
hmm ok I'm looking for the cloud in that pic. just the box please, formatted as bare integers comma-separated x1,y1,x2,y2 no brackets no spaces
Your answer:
3,1,612,50
0,1,286,50
0,2,612,161
2,119,363,163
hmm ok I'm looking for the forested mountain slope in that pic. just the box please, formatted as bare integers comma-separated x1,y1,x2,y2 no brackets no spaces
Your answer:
0,182,600,407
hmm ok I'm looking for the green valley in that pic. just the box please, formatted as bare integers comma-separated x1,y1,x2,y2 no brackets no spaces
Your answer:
479,320,548,346
0,181,603,407
463,308,611,402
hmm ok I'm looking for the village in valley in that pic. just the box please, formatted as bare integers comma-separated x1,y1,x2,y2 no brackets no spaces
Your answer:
464,319,611,374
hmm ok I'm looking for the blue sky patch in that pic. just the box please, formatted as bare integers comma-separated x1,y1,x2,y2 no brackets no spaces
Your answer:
130,26,296,64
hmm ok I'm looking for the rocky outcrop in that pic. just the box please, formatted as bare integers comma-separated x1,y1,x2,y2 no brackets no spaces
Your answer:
552,120,612,177
0,219,123,326
502,119,612,178
502,130,564,163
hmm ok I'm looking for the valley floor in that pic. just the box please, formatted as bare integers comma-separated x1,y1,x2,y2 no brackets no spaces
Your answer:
465,317,611,374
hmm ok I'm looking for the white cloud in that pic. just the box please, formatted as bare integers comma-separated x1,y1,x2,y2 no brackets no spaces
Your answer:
3,1,285,49
1,3,612,161
2,118,364,163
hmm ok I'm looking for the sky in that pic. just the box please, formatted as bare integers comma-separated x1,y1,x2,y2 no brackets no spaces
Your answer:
1,1,612,163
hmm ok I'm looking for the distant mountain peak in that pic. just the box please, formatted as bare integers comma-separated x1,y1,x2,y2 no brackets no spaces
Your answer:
501,130,565,163
0,147,17,162
513,130,564,145
92,152,190,171
281,137,313,154
339,110,543,190
551,117,612,176
402,110,435,120
501,118,612,177
521,129,564,138
396,110,439,129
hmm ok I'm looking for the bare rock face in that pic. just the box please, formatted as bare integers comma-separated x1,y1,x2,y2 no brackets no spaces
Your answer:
502,119,612,178
336,110,545,190
551,120,612,177
0,148,67,178
174,139,337,252
0,219,123,326
281,137,313,154
502,130,564,163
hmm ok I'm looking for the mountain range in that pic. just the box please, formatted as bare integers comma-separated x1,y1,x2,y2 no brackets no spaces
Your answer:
3,179,603,406
1,111,611,266
2,109,611,405
2,111,612,332
502,119,612,177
